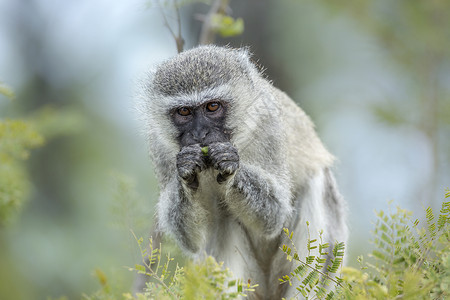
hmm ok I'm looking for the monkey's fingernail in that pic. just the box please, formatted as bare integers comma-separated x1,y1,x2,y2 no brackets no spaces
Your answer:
217,174,228,184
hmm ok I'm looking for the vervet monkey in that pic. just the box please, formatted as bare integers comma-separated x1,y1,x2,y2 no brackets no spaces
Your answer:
137,45,347,299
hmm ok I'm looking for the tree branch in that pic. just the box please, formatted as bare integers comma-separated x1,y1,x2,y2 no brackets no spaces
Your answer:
198,0,229,45
157,0,185,53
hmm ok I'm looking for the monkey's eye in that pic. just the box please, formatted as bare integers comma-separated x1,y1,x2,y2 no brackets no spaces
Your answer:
177,107,191,116
206,102,220,112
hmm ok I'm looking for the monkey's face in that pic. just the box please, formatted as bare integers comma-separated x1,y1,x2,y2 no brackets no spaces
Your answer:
171,100,230,148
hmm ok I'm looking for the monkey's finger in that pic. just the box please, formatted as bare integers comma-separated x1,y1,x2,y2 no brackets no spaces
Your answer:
213,162,237,172
208,142,237,155
216,168,237,184
216,173,229,184
195,160,206,172
211,154,239,170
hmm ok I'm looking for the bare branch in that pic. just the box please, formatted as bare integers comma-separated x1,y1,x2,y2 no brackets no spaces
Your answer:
157,0,185,53
199,0,229,45
172,0,185,53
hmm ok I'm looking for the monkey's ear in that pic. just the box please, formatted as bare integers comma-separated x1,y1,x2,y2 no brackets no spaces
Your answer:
237,45,252,58
233,46,254,67
234,47,266,83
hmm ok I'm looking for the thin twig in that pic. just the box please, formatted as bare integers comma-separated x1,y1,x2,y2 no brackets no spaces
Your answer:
157,0,184,53
199,0,229,45
284,230,344,288
158,1,177,40
131,230,179,298
172,0,184,52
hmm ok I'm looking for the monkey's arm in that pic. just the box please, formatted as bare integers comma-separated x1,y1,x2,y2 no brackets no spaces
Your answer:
227,164,293,237
157,144,210,254
157,177,209,253
208,142,293,238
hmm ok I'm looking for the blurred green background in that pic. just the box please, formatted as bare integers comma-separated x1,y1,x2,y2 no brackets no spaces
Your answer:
0,0,449,299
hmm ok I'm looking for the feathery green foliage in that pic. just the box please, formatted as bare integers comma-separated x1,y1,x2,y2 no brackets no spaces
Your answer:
182,257,256,299
125,232,257,299
130,232,183,299
279,191,450,299
0,103,84,226
0,119,44,226
341,193,450,299
83,186,450,299
279,224,345,299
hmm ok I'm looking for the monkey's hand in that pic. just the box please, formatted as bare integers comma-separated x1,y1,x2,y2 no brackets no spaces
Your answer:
208,142,240,184
176,144,206,190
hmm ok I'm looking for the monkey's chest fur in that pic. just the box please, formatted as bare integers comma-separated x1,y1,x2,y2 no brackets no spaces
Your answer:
195,169,291,299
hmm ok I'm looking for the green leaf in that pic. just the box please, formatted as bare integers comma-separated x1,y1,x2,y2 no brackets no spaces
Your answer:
135,264,146,273
201,146,209,156
306,256,315,264
228,279,236,287
211,14,244,38
371,249,387,261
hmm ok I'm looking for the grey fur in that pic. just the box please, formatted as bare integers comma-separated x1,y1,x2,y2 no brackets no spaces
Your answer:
152,46,252,96
137,45,348,299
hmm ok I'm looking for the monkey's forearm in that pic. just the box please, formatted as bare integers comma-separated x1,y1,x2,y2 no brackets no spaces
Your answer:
157,177,208,253
227,164,293,237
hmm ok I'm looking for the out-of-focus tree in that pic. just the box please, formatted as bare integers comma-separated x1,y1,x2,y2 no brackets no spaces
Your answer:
148,0,244,52
0,1,155,298
316,0,450,206
0,84,43,226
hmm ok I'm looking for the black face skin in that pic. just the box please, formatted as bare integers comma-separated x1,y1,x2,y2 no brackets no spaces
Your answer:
172,100,230,147
172,100,239,189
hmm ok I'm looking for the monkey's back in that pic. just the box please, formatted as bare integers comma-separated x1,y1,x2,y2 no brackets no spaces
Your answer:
270,86,335,184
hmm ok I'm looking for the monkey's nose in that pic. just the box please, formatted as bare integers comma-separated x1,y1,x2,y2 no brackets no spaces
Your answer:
192,129,209,142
